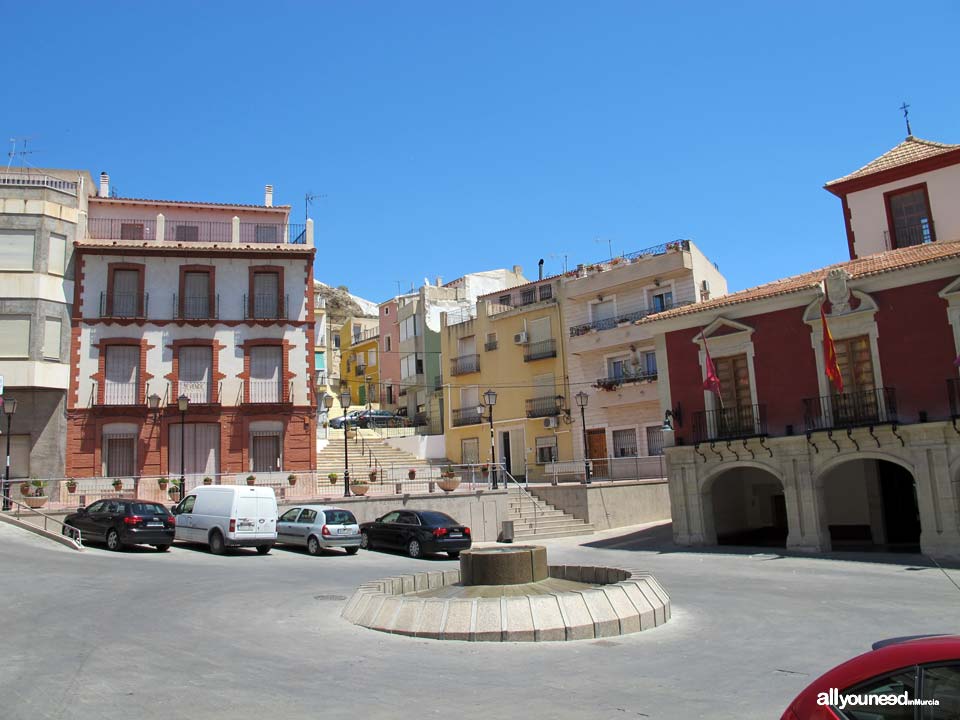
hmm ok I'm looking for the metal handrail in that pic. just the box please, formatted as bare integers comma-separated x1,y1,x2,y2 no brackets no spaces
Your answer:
5,496,83,546
501,468,544,534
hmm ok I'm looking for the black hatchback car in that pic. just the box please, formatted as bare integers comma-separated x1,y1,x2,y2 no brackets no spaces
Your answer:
359,510,471,559
64,499,176,552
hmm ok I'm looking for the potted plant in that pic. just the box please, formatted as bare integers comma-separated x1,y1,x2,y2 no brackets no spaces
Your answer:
24,480,49,508
65,478,77,494
246,474,256,486
112,478,123,491
168,485,181,501
369,469,378,483
350,478,369,496
287,473,297,487
328,472,338,485
438,466,460,493
203,476,214,486
157,477,169,490
408,468,417,480
19,481,30,496
480,464,489,478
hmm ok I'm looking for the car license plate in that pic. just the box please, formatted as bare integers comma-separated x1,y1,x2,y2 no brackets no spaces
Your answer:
147,522,163,528
239,520,255,529
449,533,462,538
338,528,352,535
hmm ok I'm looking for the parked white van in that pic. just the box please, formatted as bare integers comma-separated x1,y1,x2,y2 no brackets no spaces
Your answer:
172,485,278,555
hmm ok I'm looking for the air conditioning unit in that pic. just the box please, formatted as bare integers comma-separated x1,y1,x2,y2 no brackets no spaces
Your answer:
543,417,559,429
513,331,529,344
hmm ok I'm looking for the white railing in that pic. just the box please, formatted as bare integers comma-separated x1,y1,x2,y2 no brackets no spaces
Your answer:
544,455,666,484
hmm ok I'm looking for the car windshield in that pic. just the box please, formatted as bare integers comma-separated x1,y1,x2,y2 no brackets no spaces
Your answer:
324,510,357,525
418,511,456,526
130,502,168,515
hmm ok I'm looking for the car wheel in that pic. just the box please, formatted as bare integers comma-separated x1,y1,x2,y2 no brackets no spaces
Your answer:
256,544,272,555
209,530,225,555
360,531,372,550
154,544,170,552
345,547,359,555
407,538,422,559
307,535,321,556
447,551,460,559
106,528,122,552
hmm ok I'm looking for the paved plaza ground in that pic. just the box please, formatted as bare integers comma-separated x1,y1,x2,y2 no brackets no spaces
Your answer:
2,519,959,719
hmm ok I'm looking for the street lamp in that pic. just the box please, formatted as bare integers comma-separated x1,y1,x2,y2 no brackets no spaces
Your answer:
177,394,189,499
575,391,591,484
147,392,161,423
339,388,352,497
476,389,498,489
2,397,17,511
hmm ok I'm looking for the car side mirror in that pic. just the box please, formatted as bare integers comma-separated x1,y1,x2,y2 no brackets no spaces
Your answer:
170,505,179,515
75,507,86,515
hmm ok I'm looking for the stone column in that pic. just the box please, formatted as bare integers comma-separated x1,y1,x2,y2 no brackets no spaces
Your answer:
156,213,165,242
786,448,829,552
913,435,960,559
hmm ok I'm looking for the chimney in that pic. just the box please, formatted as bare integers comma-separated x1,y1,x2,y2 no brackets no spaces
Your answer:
99,172,109,197
435,276,443,287
538,258,544,280
264,184,274,207
512,265,522,276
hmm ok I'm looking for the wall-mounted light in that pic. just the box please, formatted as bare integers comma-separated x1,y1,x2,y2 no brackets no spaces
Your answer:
662,403,683,431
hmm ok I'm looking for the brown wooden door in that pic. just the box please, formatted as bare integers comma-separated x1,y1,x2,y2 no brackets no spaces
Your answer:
833,334,877,423
715,353,753,435
587,429,608,478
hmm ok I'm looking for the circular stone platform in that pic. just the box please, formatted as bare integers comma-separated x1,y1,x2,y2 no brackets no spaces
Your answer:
460,545,548,585
340,560,671,642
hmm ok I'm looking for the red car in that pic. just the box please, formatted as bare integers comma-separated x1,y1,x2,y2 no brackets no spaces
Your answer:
781,635,960,719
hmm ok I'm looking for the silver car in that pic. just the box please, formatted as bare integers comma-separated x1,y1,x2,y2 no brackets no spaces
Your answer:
276,505,361,555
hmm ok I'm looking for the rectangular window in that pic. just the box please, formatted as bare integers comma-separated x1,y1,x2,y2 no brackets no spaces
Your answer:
529,316,551,343
607,355,630,380
368,347,377,366
120,222,145,241
104,345,139,405
43,317,61,360
539,284,553,301
333,333,341,349
48,233,66,276
592,299,616,329
643,351,657,376
400,315,420,340
461,437,479,465
179,346,212,403
253,272,279,319
251,432,281,473
886,186,934,248
485,332,498,351
612,429,638,457
174,224,200,242
652,291,673,312
353,324,362,342
385,335,391,352
0,317,30,358
314,351,324,370
103,434,136,477
386,385,394,404
183,271,211,319
646,426,664,456
249,346,282,403
535,436,557,464
499,294,511,306
415,354,424,374
169,423,220,478
0,232,34,270
521,288,536,305
111,269,140,317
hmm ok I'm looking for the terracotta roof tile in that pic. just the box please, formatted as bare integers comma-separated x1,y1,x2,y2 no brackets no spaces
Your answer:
76,238,313,254
90,196,290,212
644,241,960,322
825,136,960,187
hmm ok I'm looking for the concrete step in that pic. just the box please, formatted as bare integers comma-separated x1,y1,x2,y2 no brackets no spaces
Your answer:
513,526,595,541
509,516,589,529
508,510,569,522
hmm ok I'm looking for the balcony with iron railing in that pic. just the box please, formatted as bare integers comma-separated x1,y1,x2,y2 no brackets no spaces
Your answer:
174,294,219,320
693,404,767,444
569,298,692,337
452,407,483,427
355,328,380,342
178,380,212,404
524,339,557,362
246,379,284,404
884,220,935,250
101,382,139,406
525,395,563,418
86,217,306,245
99,292,148,319
803,388,898,432
243,294,289,320
593,369,658,391
450,354,480,376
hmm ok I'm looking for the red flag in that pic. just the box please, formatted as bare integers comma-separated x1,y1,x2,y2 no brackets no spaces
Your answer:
701,330,721,397
821,304,844,393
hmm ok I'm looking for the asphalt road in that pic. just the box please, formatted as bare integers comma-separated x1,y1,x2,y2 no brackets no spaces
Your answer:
2,520,959,720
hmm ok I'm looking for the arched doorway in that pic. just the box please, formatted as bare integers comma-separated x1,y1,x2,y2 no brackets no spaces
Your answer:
818,458,921,552
706,466,788,547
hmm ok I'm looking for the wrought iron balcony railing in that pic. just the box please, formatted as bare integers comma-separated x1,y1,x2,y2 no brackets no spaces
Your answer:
594,370,658,391
802,388,897,431
452,407,482,427
100,292,148,318
450,354,480,376
87,218,307,245
102,382,139,406
884,219,935,250
174,294,219,320
179,381,211,404
524,339,557,362
247,379,283,404
243,294,288,320
569,299,693,337
692,404,767,444
525,395,563,418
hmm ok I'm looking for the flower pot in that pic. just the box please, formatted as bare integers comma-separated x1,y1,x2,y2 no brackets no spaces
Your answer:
19,483,30,496
287,477,297,487
112,483,123,492
328,476,338,485
203,478,213,486
66,483,77,494
23,495,48,509
246,478,256,486
407,471,416,480
438,478,460,493
351,483,369,496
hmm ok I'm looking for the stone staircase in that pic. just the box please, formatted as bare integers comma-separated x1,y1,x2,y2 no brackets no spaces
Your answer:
507,485,594,541
317,430,440,481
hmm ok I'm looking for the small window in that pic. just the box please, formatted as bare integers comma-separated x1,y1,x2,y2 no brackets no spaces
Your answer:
386,385,394,404
485,332,498,351
539,284,553,301
646,426,664,456
103,433,136,476
535,436,557,464
0,317,31,358
333,334,341,349
43,317,61,360
612,429,638,457
0,231,34,270
48,233,66,276
643,351,657,376
279,508,301,522
385,335,391,352
415,355,424,374
297,509,318,524
175,224,200,242
652,291,673,313
499,294,512,306
384,306,390,315
461,437,479,465
521,288,536,305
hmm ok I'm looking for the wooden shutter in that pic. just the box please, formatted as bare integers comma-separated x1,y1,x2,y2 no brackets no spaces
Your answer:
105,346,138,404
834,335,875,394
715,354,751,409
180,347,212,402
183,272,210,318
112,270,139,317
253,272,279,317
250,346,282,402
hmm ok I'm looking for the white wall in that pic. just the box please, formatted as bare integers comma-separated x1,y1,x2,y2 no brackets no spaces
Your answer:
847,163,960,257
386,433,447,459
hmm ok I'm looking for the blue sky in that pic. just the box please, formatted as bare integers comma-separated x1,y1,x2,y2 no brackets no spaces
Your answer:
5,1,958,302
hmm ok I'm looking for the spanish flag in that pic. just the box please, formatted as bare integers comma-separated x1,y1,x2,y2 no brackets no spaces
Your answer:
700,329,722,398
820,304,843,393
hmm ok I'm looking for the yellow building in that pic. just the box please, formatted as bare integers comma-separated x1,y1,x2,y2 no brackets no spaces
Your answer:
440,276,571,481
338,315,381,408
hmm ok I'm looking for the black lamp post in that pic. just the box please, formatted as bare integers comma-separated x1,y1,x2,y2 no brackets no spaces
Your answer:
177,394,189,499
340,388,352,497
476,389,498,489
575,391,591,484
2,396,17,511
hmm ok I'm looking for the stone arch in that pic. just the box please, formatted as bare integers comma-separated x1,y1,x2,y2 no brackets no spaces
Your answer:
700,462,789,547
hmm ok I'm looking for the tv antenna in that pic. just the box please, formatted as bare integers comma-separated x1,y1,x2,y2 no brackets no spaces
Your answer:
6,137,37,172
899,101,913,137
548,252,569,273
594,237,614,260
305,191,326,224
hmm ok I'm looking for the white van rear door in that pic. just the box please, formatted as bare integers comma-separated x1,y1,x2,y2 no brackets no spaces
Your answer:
236,496,259,535
256,496,278,540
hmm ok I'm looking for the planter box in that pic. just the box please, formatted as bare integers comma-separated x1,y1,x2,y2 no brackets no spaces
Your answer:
23,496,48,509
351,484,369,496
